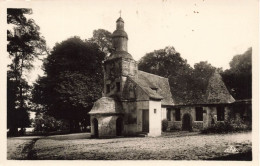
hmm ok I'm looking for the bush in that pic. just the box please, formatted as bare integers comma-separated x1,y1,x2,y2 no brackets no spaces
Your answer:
169,125,180,131
201,122,232,134
32,113,69,133
162,119,168,132
201,118,251,134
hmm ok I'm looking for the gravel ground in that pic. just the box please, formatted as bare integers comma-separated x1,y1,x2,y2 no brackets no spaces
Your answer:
28,132,252,160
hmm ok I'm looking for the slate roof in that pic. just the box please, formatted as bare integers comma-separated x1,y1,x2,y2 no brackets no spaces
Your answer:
174,71,235,105
205,71,235,104
131,70,175,106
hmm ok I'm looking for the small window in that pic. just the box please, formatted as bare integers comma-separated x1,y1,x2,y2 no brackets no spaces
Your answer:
154,109,157,114
116,82,120,92
217,106,225,121
195,107,203,121
167,108,171,121
106,84,110,93
175,108,181,121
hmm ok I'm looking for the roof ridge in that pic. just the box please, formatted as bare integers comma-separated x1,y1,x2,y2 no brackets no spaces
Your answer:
138,70,168,80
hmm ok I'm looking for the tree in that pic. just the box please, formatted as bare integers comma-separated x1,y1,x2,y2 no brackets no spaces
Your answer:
221,48,252,99
88,29,113,56
32,112,69,133
7,8,46,135
190,61,216,103
138,46,193,104
138,46,223,104
32,37,105,132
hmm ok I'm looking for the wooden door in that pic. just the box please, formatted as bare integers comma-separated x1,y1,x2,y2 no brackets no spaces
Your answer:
142,109,149,132
93,118,99,137
116,117,123,136
182,114,192,131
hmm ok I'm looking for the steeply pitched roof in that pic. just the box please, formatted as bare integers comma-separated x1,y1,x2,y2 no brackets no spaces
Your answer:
205,71,235,104
174,71,235,105
131,70,174,105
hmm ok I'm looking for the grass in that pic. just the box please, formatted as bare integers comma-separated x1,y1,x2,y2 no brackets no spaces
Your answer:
7,136,42,160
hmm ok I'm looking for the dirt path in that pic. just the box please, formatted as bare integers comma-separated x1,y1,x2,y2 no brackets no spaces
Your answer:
7,136,42,160
22,138,40,159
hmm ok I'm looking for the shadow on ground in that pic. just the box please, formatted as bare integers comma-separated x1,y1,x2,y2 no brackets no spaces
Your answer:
208,150,252,161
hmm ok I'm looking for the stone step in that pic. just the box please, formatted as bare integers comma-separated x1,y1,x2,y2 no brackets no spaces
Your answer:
137,132,148,137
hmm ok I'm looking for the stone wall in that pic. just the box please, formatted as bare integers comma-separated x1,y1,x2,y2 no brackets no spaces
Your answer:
169,107,207,131
122,59,137,77
90,115,121,138
103,57,137,99
122,101,137,135
204,107,216,128
168,105,237,131
103,59,122,97
193,122,203,130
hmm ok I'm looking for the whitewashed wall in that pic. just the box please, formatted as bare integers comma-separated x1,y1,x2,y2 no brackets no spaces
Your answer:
148,100,162,137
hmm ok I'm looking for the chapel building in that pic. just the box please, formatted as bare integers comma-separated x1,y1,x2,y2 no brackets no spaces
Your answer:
89,17,174,137
89,17,251,138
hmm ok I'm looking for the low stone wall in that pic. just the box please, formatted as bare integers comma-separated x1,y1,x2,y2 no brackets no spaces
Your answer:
193,121,203,131
91,115,121,138
166,103,252,132
167,121,203,131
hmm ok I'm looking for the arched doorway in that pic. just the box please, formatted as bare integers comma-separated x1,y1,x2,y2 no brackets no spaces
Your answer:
93,118,98,138
116,117,123,136
182,114,192,131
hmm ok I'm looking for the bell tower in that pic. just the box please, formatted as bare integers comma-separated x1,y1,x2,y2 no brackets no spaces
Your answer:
112,17,128,52
103,17,137,99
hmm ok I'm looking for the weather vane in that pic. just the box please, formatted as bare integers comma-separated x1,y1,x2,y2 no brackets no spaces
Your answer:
119,10,122,17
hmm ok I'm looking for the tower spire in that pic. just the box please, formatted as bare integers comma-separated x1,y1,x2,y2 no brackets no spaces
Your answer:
119,10,122,17
112,16,128,51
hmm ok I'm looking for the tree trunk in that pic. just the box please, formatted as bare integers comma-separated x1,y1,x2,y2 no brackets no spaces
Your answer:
75,120,80,132
69,120,74,133
19,56,24,109
9,127,18,136
69,120,81,133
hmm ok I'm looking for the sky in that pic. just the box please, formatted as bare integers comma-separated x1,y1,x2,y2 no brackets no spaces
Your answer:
3,0,258,84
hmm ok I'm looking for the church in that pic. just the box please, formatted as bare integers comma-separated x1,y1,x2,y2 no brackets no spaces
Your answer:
89,17,251,138
89,17,174,137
